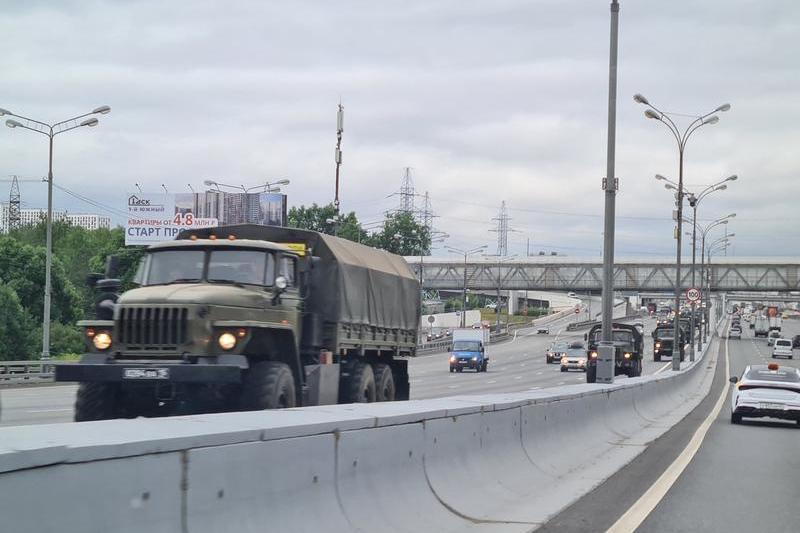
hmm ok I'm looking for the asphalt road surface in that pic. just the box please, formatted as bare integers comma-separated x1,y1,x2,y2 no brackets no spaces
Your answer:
540,316,800,533
0,299,645,427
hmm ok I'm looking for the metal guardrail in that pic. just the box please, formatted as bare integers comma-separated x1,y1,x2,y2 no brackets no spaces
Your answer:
0,360,56,385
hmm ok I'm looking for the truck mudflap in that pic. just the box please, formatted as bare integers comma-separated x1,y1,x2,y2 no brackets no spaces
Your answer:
54,362,243,383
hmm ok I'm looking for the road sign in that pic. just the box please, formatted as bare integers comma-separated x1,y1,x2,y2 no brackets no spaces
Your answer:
427,315,435,324
686,287,701,302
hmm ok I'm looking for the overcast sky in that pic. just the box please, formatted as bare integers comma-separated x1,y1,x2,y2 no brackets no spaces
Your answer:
1,0,797,257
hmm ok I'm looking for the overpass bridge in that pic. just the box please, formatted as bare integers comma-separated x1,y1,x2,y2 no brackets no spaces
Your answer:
406,256,800,292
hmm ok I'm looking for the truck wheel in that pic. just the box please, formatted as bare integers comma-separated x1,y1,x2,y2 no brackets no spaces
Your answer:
586,366,597,383
450,366,454,373
631,360,642,377
240,361,296,410
74,383,119,421
373,363,395,402
481,360,488,372
343,361,376,403
560,366,567,372
654,354,661,362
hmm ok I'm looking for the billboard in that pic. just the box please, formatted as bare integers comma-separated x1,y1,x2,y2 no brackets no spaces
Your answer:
125,193,218,245
125,191,287,245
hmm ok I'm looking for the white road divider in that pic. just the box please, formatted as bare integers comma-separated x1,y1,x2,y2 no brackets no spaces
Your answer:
0,309,723,533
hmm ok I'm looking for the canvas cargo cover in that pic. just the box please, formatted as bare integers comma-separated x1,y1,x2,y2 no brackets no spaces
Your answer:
177,224,420,331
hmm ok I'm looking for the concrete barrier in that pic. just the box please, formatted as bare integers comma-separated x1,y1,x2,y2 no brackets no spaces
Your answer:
0,306,724,533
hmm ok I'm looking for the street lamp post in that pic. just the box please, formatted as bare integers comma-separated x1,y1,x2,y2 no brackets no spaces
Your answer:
635,94,730,370
446,245,487,328
706,234,734,334
698,214,735,340
2,105,111,359
484,254,517,332
203,178,290,194
660,174,737,358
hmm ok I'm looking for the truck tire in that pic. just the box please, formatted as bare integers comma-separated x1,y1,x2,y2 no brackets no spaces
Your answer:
343,361,376,403
373,363,395,402
74,383,118,422
586,366,597,383
654,353,661,362
240,361,296,410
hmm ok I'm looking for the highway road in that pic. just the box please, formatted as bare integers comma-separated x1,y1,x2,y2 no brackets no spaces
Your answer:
540,315,800,533
0,299,654,428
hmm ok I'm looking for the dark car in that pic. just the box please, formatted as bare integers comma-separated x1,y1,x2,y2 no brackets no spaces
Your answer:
793,335,800,349
546,341,569,364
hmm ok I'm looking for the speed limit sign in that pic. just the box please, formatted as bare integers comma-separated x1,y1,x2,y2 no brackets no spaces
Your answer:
686,287,702,302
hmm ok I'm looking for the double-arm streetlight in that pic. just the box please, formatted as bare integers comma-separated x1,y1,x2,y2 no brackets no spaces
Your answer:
1,105,111,359
698,214,735,340
658,173,737,359
445,245,488,327
483,254,517,332
635,93,730,370
203,178,290,194
706,234,734,335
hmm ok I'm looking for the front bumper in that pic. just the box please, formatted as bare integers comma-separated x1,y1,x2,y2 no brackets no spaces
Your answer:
54,357,245,384
450,359,481,369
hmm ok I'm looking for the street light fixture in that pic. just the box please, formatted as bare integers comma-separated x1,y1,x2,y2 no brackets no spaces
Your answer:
483,254,517,332
3,104,111,359
203,178,290,194
636,94,731,370
445,245,488,327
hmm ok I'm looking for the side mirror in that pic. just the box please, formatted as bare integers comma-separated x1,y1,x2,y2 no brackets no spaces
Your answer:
583,333,588,341
729,376,739,384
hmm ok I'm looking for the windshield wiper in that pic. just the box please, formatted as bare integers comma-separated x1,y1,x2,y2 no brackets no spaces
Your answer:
207,279,248,288
160,278,200,285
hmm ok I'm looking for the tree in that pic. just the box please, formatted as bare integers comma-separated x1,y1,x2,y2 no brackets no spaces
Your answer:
0,285,35,361
287,203,369,243
0,237,81,324
369,212,431,256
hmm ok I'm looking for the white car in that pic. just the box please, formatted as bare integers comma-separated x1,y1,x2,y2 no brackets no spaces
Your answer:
772,338,793,359
728,327,742,340
730,364,800,425
767,330,781,346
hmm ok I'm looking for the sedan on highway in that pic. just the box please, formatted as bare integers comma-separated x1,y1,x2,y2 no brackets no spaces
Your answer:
730,363,800,426
546,341,569,364
560,342,587,372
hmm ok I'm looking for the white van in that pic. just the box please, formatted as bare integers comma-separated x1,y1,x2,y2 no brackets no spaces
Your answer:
772,338,793,359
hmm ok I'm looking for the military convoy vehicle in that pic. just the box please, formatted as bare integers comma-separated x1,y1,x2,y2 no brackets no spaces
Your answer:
55,225,420,420
584,323,643,382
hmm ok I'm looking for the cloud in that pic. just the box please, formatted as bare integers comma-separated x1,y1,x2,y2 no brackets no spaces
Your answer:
0,0,798,257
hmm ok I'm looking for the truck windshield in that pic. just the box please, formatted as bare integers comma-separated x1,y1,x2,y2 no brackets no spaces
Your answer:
146,250,205,285
453,340,481,352
144,249,273,286
208,250,271,286
655,329,675,337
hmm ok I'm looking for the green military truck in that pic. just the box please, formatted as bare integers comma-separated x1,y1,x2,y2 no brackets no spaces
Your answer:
584,323,643,383
55,224,420,420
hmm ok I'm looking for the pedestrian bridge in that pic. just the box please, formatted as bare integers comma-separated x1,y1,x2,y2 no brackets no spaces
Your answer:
405,256,800,293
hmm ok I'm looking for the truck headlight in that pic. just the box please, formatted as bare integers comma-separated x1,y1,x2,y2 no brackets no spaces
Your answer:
450,356,456,363
655,342,661,348
92,331,112,351
623,352,631,359
218,332,237,351
472,356,478,361
590,351,598,358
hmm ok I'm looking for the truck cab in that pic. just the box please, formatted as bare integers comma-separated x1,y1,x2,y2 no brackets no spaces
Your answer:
651,324,686,362
585,323,643,382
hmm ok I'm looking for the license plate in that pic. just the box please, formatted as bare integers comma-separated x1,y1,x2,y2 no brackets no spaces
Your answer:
759,402,784,410
123,368,170,380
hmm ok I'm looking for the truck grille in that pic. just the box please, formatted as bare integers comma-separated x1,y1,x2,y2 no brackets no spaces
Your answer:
118,307,188,350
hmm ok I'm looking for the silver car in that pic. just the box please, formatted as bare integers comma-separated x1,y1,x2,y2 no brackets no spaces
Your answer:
730,364,800,425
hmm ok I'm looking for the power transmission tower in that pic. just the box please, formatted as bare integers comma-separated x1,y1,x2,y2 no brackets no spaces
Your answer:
491,201,511,256
399,167,415,213
8,175,21,231
419,191,434,233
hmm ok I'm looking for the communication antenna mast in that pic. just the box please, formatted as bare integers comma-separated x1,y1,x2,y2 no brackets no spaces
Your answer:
334,101,344,213
399,167,415,213
491,200,511,256
8,175,21,231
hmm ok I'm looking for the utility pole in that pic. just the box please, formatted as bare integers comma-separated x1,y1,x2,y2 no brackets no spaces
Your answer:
8,175,21,231
598,0,620,384
491,201,511,256
334,102,344,213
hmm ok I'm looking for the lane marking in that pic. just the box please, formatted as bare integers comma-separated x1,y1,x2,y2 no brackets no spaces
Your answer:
653,363,671,375
26,408,72,413
607,323,730,533
488,380,496,384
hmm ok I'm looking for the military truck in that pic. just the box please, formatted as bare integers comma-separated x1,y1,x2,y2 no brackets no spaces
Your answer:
55,224,420,421
651,323,687,363
585,323,643,383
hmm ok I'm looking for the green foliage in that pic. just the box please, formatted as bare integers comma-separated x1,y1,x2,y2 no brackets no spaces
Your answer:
287,203,369,243
0,285,35,361
368,212,431,256
48,321,85,357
